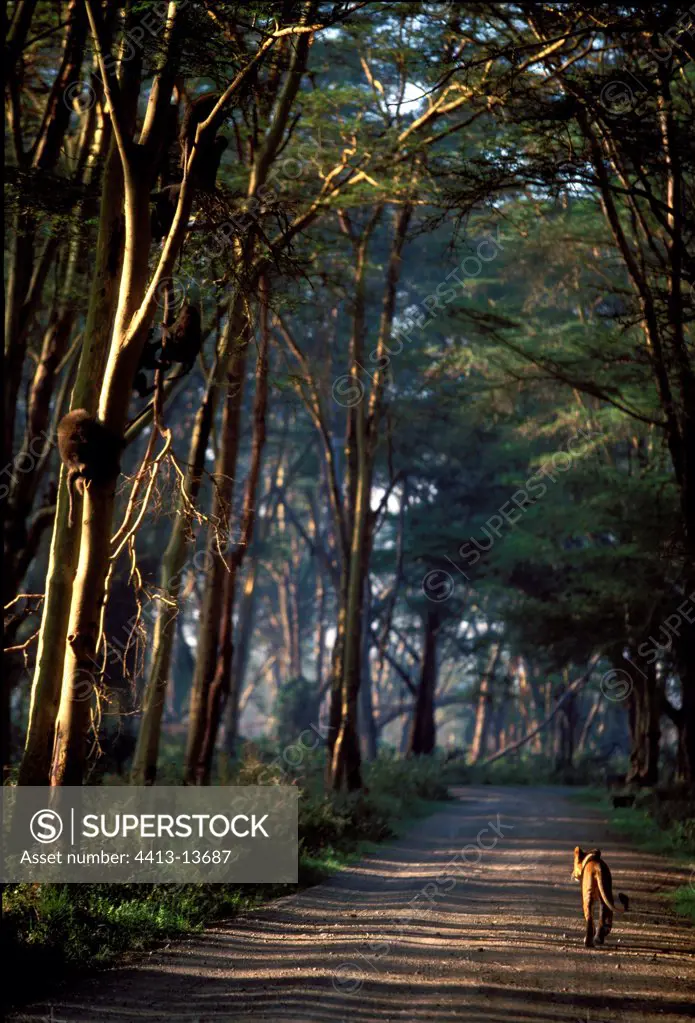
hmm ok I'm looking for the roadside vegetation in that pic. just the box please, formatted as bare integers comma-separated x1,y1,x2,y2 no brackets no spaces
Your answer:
1,751,449,1010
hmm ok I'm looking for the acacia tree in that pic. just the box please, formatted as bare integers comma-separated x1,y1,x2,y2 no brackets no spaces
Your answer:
10,1,140,783
16,1,325,786
4,0,108,774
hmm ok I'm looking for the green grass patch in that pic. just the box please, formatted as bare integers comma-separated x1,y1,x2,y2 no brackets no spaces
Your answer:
671,884,695,923
2,751,451,1010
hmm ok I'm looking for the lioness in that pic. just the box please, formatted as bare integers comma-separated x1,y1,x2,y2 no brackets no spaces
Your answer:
571,846,629,947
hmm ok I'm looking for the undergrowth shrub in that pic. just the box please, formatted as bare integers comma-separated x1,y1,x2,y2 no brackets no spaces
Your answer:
467,752,628,787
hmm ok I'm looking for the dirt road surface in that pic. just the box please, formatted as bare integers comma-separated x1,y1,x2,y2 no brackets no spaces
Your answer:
11,786,695,1022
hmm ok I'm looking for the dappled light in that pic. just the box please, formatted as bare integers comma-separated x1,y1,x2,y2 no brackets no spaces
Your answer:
3,2,694,1020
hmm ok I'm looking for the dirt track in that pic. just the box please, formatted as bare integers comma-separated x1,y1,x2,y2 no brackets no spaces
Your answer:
11,785,695,1022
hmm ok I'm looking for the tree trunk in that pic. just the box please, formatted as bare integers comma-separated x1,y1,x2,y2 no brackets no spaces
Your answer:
469,643,500,764
325,570,347,781
314,567,327,693
18,124,127,785
184,307,250,783
223,561,259,760
329,226,373,790
328,203,410,791
330,448,370,790
49,169,153,786
359,578,378,761
4,236,79,607
576,693,602,757
48,0,195,783
130,373,216,783
625,656,660,787
196,279,270,785
674,593,695,786
408,608,440,755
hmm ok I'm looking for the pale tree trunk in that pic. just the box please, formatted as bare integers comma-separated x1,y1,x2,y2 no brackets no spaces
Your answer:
289,540,302,678
576,693,602,758
314,566,327,694
48,0,208,784
400,707,412,754
326,568,348,779
223,445,288,759
515,657,542,754
495,671,514,755
18,24,136,785
3,236,81,776
276,540,302,681
4,235,80,607
523,661,545,754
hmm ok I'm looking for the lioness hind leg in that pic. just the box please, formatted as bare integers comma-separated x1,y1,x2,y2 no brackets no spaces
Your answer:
597,907,613,945
583,894,595,948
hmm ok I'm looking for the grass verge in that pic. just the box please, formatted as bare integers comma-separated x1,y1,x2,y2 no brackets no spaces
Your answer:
2,751,450,1010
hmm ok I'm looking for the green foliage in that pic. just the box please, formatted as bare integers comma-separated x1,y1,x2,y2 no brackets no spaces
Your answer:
366,750,451,803
466,752,623,788
671,886,695,924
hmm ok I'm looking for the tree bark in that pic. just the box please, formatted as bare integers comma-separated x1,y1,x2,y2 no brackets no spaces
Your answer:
408,608,441,755
223,560,259,759
17,33,136,785
184,307,251,783
329,210,381,791
130,372,217,783
359,577,378,761
48,0,198,784
328,203,411,791
196,278,270,784
469,643,500,764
